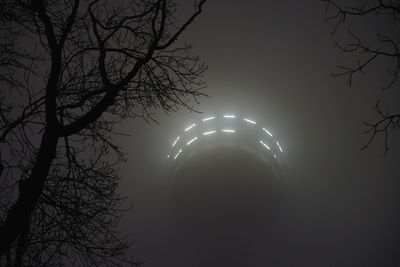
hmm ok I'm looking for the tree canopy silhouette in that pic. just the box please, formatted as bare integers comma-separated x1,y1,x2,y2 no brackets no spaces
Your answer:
0,0,207,265
324,0,400,153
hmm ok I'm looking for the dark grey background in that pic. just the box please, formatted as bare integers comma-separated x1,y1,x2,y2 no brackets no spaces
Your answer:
114,0,400,266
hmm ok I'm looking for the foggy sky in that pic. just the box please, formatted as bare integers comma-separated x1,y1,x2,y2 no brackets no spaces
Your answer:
115,0,400,266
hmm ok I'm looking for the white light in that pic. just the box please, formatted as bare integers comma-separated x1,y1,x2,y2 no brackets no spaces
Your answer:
185,123,196,132
244,118,256,124
273,154,277,159
202,116,215,121
203,130,216,135
223,115,236,118
167,154,170,159
259,140,270,150
172,136,180,147
222,129,235,133
186,137,198,145
277,141,283,152
263,128,273,137
174,149,182,159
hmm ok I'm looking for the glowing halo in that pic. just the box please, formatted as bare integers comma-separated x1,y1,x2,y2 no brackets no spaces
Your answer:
167,113,286,180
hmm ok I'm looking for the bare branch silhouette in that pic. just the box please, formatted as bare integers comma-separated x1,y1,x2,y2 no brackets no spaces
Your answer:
0,0,207,265
324,0,400,153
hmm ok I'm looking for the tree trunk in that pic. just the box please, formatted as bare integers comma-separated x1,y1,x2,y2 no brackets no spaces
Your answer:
0,127,58,257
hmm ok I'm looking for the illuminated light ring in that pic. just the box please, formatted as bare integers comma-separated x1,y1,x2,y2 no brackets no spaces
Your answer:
174,149,183,160
167,113,286,180
186,137,198,146
202,116,215,121
223,114,236,118
259,140,270,150
184,123,196,132
243,118,256,124
203,130,216,135
172,136,180,147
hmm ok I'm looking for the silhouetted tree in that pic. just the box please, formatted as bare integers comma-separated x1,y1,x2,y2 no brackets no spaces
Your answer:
0,0,207,265
324,0,400,153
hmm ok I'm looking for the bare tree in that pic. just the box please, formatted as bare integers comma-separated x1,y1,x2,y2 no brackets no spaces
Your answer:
324,0,400,153
0,0,207,265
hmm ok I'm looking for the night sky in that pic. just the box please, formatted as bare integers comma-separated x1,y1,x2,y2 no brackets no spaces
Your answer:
113,0,400,266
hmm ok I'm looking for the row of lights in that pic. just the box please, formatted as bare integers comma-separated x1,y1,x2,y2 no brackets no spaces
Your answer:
168,114,283,160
